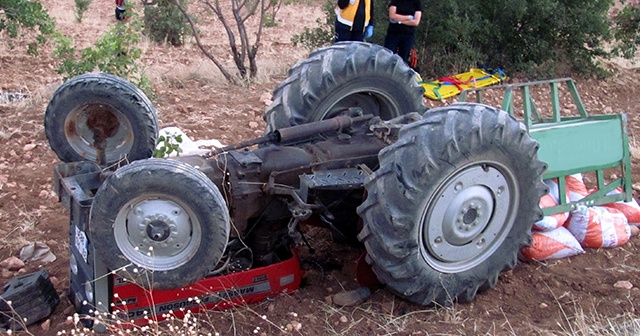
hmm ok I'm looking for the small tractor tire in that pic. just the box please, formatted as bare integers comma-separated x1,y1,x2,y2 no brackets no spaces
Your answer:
89,159,230,290
357,103,547,306
44,73,158,166
263,42,426,132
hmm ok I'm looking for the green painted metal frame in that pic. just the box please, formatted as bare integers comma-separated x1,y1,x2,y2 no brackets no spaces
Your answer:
459,78,632,216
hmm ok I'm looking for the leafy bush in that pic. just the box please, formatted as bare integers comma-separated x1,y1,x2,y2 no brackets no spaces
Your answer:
371,0,615,78
264,13,278,27
414,0,613,78
0,0,56,54
74,0,93,23
291,0,334,49
53,11,153,96
153,133,184,158
143,0,191,46
611,3,640,59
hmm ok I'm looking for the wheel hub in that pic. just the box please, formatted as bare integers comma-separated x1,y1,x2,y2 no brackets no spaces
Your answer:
64,103,134,163
420,163,517,273
128,204,187,253
115,198,200,271
145,218,172,242
442,186,494,246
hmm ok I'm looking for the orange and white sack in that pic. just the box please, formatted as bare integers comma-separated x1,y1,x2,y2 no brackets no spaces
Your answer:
533,193,569,231
544,174,588,204
566,174,589,202
520,226,585,261
599,187,640,224
566,205,631,248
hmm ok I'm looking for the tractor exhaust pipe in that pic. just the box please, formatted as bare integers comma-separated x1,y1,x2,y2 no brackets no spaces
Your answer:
205,114,373,157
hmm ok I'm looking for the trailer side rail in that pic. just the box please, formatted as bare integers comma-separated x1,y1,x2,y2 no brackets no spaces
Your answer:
460,78,632,216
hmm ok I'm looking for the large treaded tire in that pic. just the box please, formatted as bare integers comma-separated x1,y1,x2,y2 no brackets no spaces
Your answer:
89,159,230,290
357,103,547,306
44,73,158,166
263,42,426,132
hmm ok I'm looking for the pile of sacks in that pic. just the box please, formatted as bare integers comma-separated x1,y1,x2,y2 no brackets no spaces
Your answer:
520,174,640,261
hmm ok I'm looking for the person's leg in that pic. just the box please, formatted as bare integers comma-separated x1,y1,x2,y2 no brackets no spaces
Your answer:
384,33,400,54
397,34,415,64
334,21,353,43
349,29,365,42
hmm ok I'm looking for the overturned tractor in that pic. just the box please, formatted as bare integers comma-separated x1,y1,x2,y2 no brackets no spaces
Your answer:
45,42,632,326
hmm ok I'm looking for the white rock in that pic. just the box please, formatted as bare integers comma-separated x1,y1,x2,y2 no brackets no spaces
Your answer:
19,242,56,263
614,280,633,290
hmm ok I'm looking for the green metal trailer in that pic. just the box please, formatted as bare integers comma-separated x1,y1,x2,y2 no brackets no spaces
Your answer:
460,78,633,216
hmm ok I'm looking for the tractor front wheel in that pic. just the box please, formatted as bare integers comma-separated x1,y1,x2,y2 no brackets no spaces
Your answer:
44,73,158,166
357,103,547,305
89,159,230,289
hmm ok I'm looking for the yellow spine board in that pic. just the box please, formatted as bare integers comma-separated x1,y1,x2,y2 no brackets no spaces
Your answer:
421,68,508,101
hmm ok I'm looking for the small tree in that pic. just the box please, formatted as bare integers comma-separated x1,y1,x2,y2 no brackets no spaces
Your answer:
143,0,191,46
53,9,152,95
173,0,283,82
0,0,55,54
74,0,93,23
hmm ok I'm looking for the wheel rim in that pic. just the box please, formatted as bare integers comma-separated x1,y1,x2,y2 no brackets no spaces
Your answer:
64,103,134,163
114,195,202,271
419,162,518,273
318,87,401,121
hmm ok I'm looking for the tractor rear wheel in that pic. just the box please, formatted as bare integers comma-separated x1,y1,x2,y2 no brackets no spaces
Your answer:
263,42,426,132
89,159,230,289
357,103,547,305
44,73,158,166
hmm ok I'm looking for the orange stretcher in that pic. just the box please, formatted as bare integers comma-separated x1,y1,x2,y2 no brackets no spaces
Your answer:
420,68,507,100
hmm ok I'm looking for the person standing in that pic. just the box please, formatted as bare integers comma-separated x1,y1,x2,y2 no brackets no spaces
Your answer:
384,0,422,65
335,0,375,42
115,0,126,20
